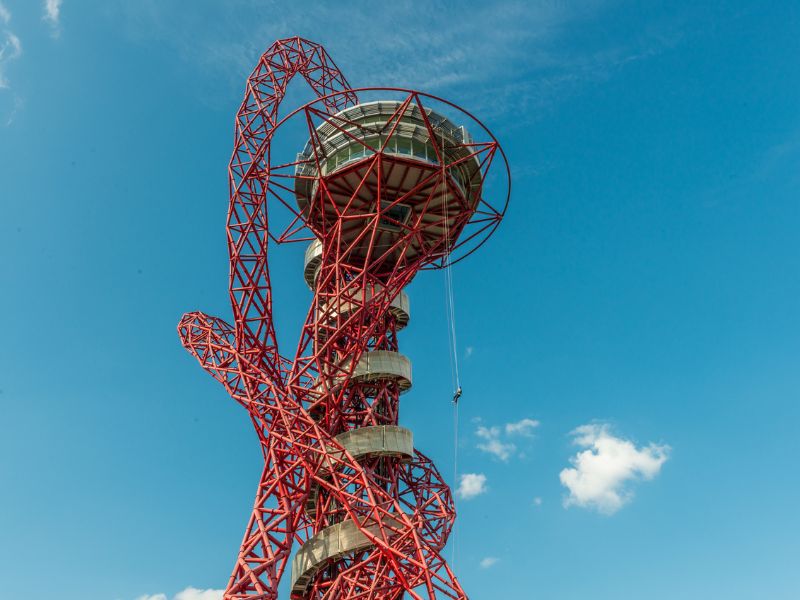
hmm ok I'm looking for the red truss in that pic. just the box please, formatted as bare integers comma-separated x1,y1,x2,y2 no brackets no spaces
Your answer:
178,36,508,600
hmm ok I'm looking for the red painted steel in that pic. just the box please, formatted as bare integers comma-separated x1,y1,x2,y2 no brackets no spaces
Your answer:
178,36,507,600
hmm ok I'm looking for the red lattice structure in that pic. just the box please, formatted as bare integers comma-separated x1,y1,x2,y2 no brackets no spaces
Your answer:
178,37,509,600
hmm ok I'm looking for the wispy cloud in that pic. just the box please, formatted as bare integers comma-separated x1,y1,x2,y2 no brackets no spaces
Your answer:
175,589,224,600
479,556,499,569
476,425,516,461
43,0,63,36
115,1,559,89
505,417,540,436
0,29,20,88
476,417,539,461
136,588,224,600
109,0,678,117
457,472,487,499
559,424,670,515
0,1,21,85
0,1,22,124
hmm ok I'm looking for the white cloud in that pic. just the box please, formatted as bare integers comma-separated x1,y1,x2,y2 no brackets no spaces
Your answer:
0,30,20,87
43,0,62,24
479,557,499,568
175,588,224,600
136,589,223,600
0,2,22,124
457,473,487,500
533,496,543,507
505,418,540,437
0,4,22,98
559,424,670,515
476,417,539,460
476,425,516,461
43,0,62,36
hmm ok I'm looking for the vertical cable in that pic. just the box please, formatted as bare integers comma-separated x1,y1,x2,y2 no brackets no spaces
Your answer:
440,123,461,571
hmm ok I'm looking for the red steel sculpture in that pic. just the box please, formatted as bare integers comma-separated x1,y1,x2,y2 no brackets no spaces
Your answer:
178,37,509,600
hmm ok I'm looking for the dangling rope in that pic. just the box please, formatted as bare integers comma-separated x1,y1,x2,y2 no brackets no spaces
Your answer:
440,123,462,570
440,126,461,398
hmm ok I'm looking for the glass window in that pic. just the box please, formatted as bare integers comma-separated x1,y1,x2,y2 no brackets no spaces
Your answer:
413,139,426,159
378,201,412,231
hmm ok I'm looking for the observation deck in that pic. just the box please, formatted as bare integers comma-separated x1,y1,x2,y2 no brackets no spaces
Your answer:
294,101,484,271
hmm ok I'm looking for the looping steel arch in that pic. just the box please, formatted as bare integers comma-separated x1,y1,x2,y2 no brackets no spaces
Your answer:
226,37,358,373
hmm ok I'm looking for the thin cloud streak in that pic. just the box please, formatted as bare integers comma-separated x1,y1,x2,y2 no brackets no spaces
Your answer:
0,30,21,88
0,0,22,125
109,0,677,118
43,0,63,36
505,418,540,436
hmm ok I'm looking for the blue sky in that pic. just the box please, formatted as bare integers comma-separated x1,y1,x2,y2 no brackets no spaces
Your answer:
1,1,799,599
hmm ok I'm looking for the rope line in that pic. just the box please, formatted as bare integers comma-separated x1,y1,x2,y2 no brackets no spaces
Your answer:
440,125,461,571
441,129,461,395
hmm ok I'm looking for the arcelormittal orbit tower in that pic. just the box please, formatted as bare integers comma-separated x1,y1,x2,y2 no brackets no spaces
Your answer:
178,37,509,600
